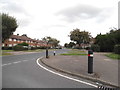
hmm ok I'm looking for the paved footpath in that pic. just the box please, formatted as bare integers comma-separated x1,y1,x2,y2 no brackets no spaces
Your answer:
40,52,119,88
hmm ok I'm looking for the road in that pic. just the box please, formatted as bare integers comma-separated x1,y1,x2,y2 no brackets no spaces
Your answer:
2,49,95,88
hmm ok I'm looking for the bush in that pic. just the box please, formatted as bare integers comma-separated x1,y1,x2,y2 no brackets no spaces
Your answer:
37,46,51,49
114,44,120,54
91,44,100,52
2,46,12,50
18,42,29,46
30,47,37,50
73,46,82,49
85,47,90,50
13,45,28,51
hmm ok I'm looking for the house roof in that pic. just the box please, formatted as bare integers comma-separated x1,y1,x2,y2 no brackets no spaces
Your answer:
10,35,45,43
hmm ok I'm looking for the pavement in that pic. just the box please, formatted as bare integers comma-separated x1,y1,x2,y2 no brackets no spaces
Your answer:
40,52,119,88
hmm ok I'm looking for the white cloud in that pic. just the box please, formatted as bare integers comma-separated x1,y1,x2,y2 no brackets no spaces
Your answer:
0,0,119,45
56,4,113,23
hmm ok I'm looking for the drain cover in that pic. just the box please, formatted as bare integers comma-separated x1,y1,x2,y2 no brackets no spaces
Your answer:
98,86,118,90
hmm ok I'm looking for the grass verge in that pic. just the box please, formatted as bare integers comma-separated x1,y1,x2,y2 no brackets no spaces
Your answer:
61,49,87,56
61,53,87,55
105,53,120,60
2,52,12,56
24,49,44,52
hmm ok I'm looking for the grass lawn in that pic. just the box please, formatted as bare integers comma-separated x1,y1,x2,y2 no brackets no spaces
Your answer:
105,53,120,60
2,52,12,56
1,49,56,56
24,49,45,52
2,50,14,52
61,49,87,56
1,50,13,56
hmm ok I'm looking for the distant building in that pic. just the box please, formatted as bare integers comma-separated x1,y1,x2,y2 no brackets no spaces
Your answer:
2,34,51,47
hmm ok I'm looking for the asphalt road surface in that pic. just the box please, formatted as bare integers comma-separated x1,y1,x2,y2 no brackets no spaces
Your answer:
2,49,95,88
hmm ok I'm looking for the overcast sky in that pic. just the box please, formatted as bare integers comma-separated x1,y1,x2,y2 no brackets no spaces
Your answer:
1,0,119,45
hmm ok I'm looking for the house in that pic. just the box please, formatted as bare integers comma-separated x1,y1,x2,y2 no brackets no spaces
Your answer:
2,34,50,48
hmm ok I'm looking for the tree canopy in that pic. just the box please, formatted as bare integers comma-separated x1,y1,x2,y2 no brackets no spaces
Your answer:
64,42,76,48
2,13,18,42
69,28,91,45
42,36,60,48
94,28,120,52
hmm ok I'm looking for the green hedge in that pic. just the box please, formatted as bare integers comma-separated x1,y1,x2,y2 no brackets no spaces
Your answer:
2,47,12,50
13,45,28,51
18,42,29,46
114,44,120,54
91,44,100,52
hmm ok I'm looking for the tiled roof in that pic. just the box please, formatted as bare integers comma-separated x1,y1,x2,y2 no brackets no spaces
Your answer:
10,35,31,41
10,35,45,43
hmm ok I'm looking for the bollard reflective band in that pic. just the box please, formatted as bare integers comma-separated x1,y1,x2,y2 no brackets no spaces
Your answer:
88,54,93,57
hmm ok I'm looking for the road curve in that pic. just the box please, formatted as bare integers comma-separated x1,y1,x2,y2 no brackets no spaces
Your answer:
2,49,95,88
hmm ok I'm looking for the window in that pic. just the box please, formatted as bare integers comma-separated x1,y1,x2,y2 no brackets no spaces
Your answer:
13,39,16,41
2,44,4,47
13,44,17,46
9,39,12,41
9,44,12,47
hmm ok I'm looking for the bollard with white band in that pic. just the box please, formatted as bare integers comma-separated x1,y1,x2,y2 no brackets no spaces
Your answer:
88,50,93,74
53,51,56,56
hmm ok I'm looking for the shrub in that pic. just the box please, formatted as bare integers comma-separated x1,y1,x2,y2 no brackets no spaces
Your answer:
2,46,12,50
18,42,29,46
37,46,50,49
114,44,120,54
13,45,27,51
85,47,90,50
31,47,37,50
91,44,100,52
73,46,82,49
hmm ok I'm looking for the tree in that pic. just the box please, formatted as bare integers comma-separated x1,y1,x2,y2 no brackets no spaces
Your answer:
64,43,69,48
64,42,76,48
42,36,60,48
95,28,120,52
69,28,91,45
68,42,76,48
2,13,18,42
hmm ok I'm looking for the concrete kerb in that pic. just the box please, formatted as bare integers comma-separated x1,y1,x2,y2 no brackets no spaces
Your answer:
39,57,120,88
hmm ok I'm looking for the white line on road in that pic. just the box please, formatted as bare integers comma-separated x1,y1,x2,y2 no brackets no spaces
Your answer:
2,60,29,67
2,63,12,66
13,61,21,64
104,59,111,61
36,57,98,88
7,63,12,65
23,60,28,62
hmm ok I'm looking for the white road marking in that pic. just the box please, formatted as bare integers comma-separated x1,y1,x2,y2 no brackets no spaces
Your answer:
2,63,12,66
2,64,8,66
36,57,98,88
104,59,111,61
23,60,28,62
13,61,21,64
2,60,29,67
7,63,12,65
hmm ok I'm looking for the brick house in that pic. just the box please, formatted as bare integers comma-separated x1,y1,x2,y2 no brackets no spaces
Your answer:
2,34,50,47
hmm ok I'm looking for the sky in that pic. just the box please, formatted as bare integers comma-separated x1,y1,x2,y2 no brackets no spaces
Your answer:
0,0,119,45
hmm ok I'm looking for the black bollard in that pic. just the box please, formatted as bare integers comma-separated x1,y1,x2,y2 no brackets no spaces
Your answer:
46,48,48,58
88,50,93,74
